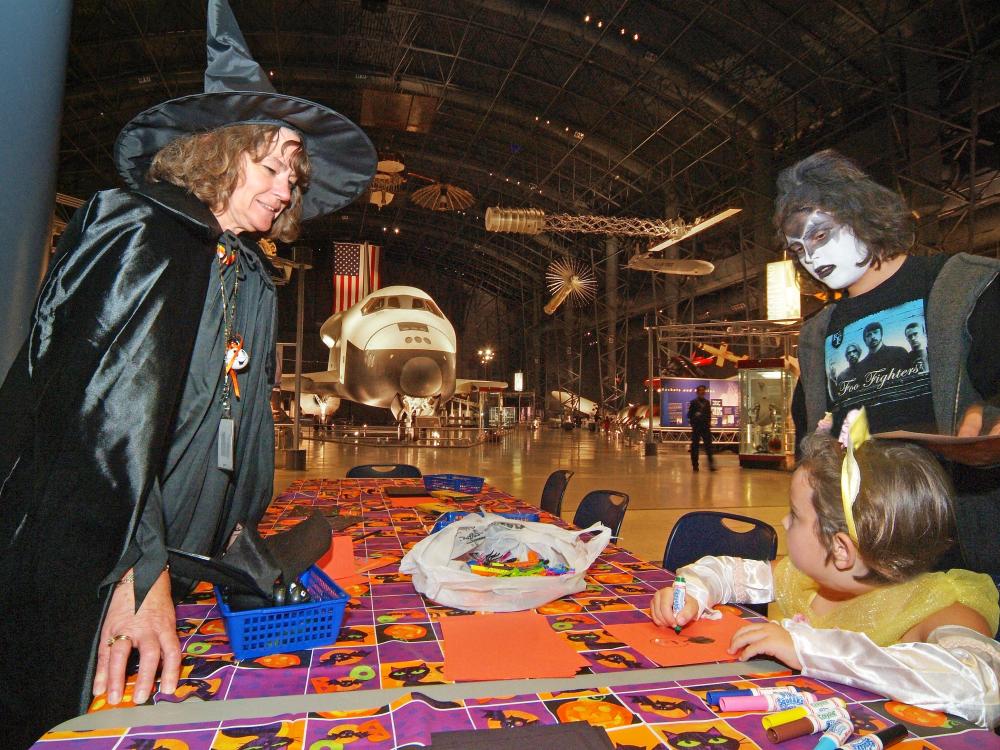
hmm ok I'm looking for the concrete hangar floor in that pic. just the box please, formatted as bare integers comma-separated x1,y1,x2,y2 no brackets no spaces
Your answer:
274,424,793,563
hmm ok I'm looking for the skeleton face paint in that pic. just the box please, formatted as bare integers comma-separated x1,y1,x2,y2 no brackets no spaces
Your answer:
784,210,870,290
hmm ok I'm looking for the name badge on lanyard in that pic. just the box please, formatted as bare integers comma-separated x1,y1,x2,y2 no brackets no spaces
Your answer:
218,417,235,471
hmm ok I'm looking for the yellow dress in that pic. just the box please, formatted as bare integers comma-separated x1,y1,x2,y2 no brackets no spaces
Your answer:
771,557,1000,646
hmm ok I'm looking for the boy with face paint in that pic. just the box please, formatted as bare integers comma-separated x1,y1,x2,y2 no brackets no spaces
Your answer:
776,149,1000,584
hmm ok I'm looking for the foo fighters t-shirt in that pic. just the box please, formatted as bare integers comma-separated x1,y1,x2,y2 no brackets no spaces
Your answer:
824,255,947,435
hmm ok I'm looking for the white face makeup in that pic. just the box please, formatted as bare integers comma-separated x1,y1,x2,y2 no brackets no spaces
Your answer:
784,210,870,290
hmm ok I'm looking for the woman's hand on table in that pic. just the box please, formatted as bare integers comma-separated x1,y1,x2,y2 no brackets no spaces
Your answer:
728,621,800,669
93,567,181,705
650,585,699,630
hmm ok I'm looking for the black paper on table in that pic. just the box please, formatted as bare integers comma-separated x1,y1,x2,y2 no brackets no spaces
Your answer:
327,515,364,532
428,721,615,749
264,510,333,582
384,486,435,498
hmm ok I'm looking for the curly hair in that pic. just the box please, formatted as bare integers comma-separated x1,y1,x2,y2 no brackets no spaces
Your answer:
774,150,914,268
147,123,311,243
797,432,955,584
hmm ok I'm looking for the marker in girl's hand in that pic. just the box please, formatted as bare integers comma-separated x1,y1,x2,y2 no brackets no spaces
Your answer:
672,575,686,633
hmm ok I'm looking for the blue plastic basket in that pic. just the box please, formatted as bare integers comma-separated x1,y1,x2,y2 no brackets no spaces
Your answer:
423,473,486,494
431,509,540,534
215,566,348,659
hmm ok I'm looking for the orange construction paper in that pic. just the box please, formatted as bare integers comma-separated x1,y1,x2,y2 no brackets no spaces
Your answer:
388,496,435,508
317,535,356,580
441,610,589,681
604,612,746,667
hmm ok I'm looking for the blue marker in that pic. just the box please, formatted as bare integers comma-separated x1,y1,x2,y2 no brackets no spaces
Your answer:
672,575,686,633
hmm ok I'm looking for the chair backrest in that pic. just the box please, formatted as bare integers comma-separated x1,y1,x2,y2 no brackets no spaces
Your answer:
346,463,422,478
572,490,630,541
661,511,778,616
539,469,574,517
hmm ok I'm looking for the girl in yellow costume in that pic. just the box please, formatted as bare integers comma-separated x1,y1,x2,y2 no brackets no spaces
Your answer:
651,409,1000,727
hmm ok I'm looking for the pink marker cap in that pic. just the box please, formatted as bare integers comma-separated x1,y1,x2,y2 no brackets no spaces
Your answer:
719,695,770,712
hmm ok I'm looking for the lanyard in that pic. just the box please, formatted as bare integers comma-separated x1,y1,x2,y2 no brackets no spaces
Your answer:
217,232,249,419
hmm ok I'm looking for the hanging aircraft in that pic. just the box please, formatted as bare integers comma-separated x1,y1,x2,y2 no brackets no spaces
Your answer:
281,285,456,421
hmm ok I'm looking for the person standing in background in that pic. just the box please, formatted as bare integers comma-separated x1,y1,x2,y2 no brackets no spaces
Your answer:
688,385,716,471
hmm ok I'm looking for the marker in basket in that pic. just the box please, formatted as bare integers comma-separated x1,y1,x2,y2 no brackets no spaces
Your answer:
810,719,853,750
835,723,906,750
719,690,817,712
672,575,686,633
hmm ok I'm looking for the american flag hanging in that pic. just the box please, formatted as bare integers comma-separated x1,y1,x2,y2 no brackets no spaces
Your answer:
332,242,381,313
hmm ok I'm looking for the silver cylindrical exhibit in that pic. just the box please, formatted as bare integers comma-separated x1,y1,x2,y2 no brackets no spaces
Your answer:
0,1,72,378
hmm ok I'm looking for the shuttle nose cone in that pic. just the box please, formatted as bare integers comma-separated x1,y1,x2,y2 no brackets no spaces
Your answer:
400,356,443,397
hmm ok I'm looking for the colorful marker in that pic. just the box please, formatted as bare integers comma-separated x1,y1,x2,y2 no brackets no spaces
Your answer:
761,706,808,729
812,719,853,750
837,723,906,750
707,685,799,706
719,690,817,712
672,575,686,633
763,700,850,743
763,698,847,730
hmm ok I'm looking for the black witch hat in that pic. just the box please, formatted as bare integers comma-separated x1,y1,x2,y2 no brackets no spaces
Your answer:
114,0,376,220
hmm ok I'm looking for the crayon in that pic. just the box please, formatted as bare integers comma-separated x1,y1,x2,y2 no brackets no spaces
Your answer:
719,690,817,712
837,723,906,750
812,719,853,750
707,685,799,706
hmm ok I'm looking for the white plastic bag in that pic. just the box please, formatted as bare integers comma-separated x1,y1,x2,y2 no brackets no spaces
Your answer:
400,511,611,612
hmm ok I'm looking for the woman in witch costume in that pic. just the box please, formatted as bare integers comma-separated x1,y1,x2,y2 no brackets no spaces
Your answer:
0,2,375,746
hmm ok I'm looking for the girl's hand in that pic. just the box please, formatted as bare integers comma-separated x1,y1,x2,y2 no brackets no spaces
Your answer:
650,585,699,630
728,621,801,669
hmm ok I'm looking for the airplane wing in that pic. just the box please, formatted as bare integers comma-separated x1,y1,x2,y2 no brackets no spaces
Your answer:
278,371,342,396
454,378,509,394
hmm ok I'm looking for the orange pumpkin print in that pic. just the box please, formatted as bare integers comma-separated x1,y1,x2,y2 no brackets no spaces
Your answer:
556,698,634,728
382,623,428,640
537,600,583,614
198,618,226,635
253,653,301,668
885,701,953,728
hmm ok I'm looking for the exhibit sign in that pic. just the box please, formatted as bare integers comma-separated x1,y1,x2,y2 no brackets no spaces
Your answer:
659,377,740,428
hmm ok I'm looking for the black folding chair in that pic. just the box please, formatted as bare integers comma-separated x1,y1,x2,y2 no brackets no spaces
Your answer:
346,463,422,478
539,469,574,517
572,490,630,542
662,511,778,615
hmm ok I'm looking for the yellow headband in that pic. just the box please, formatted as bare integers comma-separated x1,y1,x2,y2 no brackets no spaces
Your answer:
839,407,870,544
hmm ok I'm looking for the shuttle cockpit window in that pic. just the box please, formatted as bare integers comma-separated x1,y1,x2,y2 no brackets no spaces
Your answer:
361,297,386,315
411,298,425,310
424,299,445,318
387,297,401,308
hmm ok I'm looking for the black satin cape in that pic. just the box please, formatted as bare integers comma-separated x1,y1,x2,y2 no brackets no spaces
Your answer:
0,182,271,744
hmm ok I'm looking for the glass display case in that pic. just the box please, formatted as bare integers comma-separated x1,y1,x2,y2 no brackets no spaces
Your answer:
738,359,796,469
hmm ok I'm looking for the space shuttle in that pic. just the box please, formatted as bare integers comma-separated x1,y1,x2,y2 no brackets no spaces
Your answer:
283,286,457,420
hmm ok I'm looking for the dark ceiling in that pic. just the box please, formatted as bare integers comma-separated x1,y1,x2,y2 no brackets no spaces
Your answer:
60,0,1000,308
